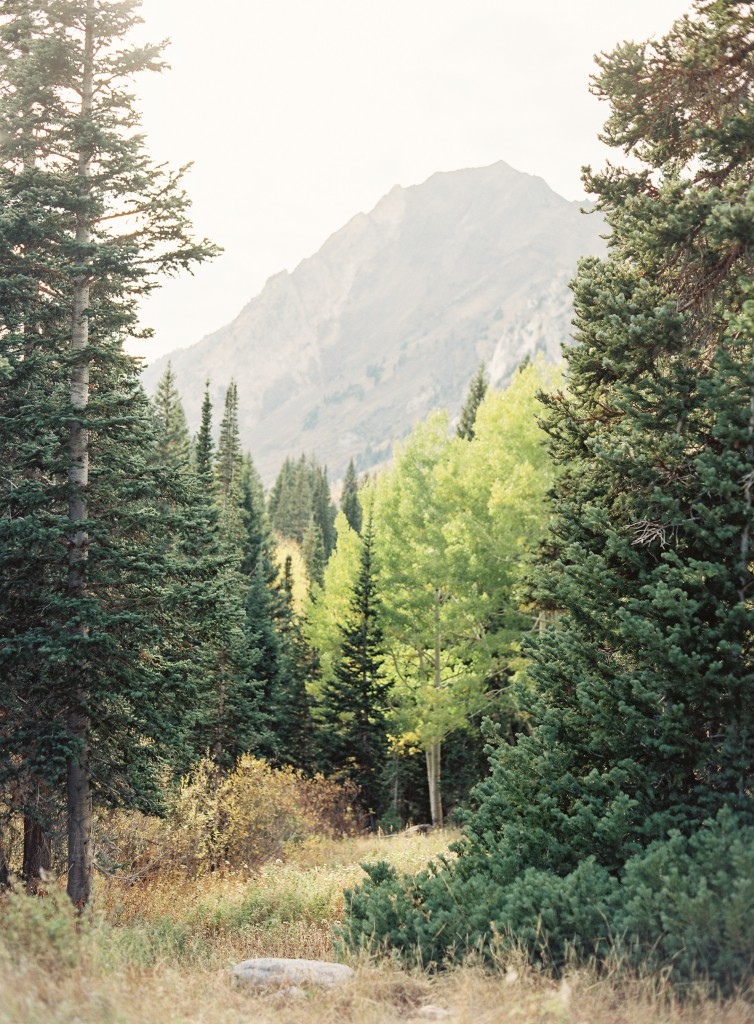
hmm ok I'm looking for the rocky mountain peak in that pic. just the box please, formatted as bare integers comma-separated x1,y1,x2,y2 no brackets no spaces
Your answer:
142,162,605,485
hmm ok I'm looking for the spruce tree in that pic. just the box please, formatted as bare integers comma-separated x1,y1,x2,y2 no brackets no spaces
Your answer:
340,459,362,534
302,519,326,587
456,363,488,440
344,0,754,974
194,379,214,483
0,0,216,904
317,515,390,818
152,362,191,470
215,379,243,506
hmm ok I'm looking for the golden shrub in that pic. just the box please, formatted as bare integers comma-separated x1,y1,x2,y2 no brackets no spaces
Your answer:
96,756,362,880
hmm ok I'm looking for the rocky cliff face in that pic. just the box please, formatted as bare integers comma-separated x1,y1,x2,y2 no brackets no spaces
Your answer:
142,162,606,484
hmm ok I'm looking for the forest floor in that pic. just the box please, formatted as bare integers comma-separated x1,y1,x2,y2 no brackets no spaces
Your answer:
0,830,751,1024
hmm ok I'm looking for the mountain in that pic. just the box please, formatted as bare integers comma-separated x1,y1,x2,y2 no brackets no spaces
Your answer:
142,161,606,485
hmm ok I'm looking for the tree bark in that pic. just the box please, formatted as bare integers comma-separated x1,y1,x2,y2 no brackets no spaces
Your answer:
66,0,95,907
425,594,444,828
23,813,52,893
426,742,443,828
0,837,9,890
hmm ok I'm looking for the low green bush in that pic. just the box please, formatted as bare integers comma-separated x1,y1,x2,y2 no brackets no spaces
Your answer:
342,810,754,989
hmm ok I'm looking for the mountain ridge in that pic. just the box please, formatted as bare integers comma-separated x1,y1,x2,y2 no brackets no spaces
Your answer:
142,161,606,484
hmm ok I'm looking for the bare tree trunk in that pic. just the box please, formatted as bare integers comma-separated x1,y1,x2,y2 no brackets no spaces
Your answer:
0,834,9,889
425,742,443,828
66,0,95,907
424,594,444,828
23,813,51,893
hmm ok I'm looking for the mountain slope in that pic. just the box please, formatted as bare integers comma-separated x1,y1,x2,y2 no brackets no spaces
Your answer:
143,162,606,484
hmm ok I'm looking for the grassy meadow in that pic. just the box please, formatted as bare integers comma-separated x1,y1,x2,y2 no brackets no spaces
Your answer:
0,830,752,1024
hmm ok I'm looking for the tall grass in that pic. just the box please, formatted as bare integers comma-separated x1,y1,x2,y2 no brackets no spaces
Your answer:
0,830,751,1024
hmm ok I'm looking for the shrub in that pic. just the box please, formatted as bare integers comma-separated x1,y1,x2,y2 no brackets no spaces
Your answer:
613,809,754,989
343,810,754,989
95,755,361,880
0,886,90,970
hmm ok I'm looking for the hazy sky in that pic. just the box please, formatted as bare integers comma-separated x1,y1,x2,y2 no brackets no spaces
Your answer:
131,0,691,363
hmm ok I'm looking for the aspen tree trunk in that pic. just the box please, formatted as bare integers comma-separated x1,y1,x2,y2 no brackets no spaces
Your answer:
66,0,95,906
425,742,443,828
426,594,444,828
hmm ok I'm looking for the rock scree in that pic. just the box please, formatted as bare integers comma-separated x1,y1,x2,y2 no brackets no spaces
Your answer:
231,958,354,989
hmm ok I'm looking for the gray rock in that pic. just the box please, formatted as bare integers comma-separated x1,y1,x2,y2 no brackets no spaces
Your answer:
231,957,354,989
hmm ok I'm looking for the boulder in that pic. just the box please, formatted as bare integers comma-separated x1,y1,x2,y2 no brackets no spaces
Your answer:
231,957,354,989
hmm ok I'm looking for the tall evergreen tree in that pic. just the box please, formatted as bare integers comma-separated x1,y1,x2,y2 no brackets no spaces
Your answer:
456,363,488,440
152,362,191,470
215,379,243,506
340,459,362,534
344,0,754,975
317,514,390,817
194,379,214,483
0,0,216,905
302,519,326,588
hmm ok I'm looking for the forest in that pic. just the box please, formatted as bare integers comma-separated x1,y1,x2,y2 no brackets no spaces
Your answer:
1,0,754,1019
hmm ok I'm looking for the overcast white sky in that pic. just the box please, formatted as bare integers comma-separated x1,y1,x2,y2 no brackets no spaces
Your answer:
130,0,691,363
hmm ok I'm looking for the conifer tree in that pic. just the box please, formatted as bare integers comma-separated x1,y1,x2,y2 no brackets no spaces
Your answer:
0,0,216,905
340,459,362,534
194,379,214,483
317,514,390,817
269,455,336,553
344,0,754,975
302,519,326,587
152,362,191,470
456,363,488,440
215,380,243,506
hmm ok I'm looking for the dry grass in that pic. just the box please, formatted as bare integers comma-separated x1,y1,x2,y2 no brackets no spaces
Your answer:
0,829,752,1024
2,956,753,1024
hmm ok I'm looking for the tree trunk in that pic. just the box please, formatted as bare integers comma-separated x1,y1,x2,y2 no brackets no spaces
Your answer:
66,0,95,907
0,837,9,889
425,742,443,828
23,813,52,893
425,594,444,828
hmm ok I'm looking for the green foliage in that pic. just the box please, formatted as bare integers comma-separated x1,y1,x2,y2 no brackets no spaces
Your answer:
315,514,390,818
372,363,558,822
239,455,312,767
343,0,754,988
194,379,214,483
344,810,754,988
304,511,362,689
615,810,754,988
215,379,243,506
152,362,191,470
340,458,363,534
456,362,488,440
302,519,326,587
269,454,337,559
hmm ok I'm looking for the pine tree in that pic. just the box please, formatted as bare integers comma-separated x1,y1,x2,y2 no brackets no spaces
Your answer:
215,380,243,506
340,459,362,534
0,0,217,905
152,362,191,470
344,0,754,973
456,363,488,440
302,519,326,587
317,515,390,818
269,455,336,553
194,379,214,483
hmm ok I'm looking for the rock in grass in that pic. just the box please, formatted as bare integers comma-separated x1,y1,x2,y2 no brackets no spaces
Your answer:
231,958,354,989
415,1007,452,1020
